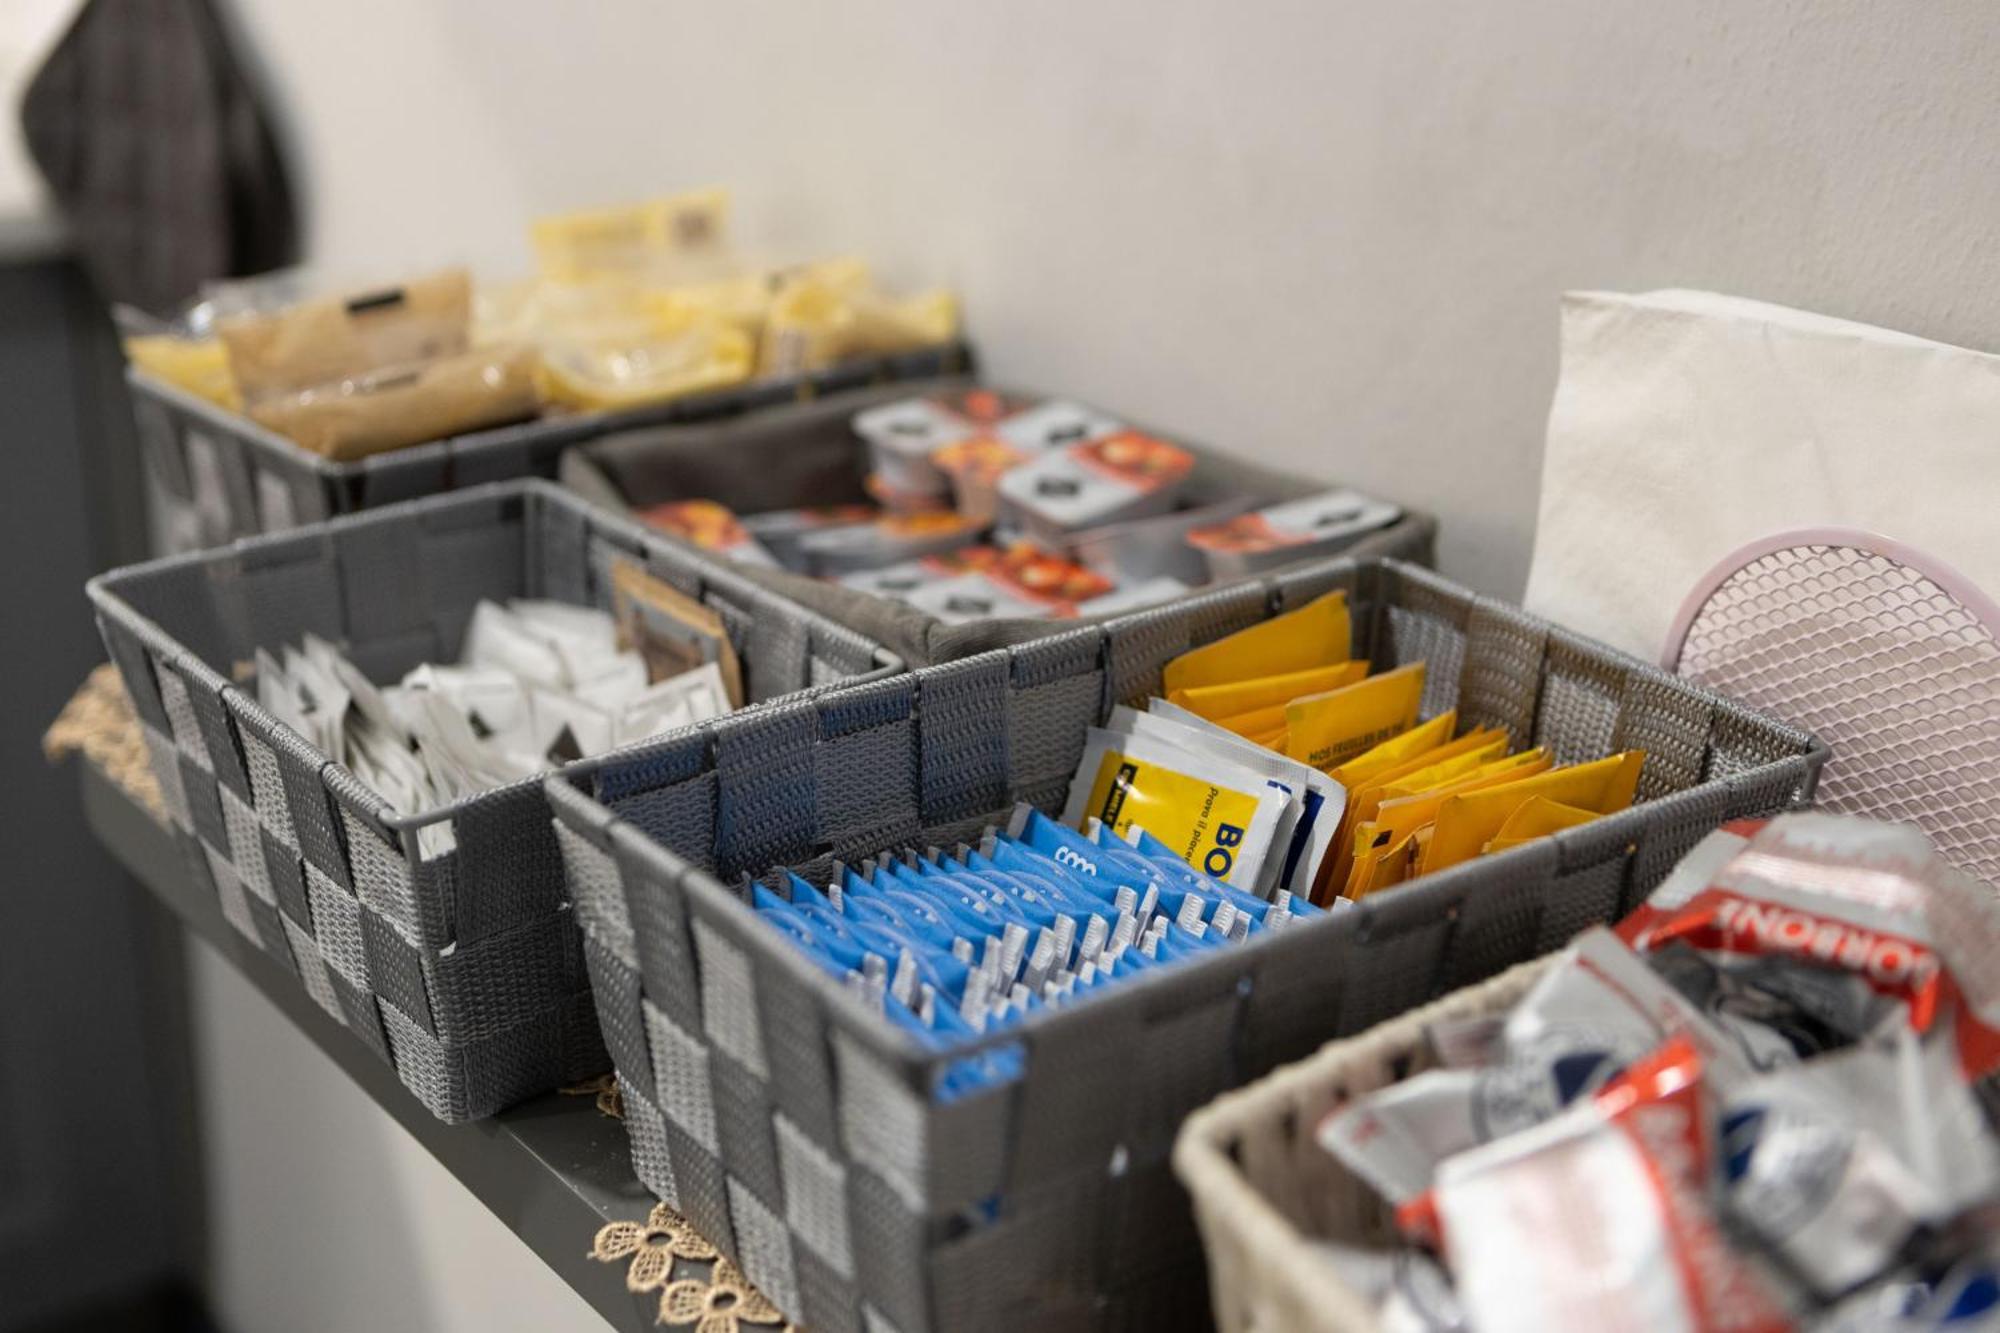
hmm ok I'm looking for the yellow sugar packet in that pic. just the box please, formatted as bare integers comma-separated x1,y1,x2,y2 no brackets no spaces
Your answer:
1169,660,1370,722
1481,797,1600,855
1421,751,1646,875
1284,662,1425,774
1162,590,1351,696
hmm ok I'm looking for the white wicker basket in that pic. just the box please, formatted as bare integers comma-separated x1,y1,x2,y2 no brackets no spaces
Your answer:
1172,957,1554,1333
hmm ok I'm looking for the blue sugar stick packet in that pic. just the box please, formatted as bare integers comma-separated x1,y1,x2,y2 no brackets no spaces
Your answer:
983,836,1118,908
754,884,874,973
1116,824,1275,930
1008,806,1162,898
916,853,1064,930
846,864,995,945
881,859,1023,935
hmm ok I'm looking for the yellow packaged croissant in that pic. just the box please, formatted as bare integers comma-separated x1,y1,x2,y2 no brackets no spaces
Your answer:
1168,661,1370,722
530,187,731,284
536,310,755,414
123,334,240,410
1283,662,1425,773
1421,750,1646,874
1163,591,1352,696
758,260,958,377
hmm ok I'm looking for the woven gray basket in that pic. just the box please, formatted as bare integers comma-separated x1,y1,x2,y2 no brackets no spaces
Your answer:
544,558,1827,1333
88,480,900,1122
559,379,1439,667
129,342,973,553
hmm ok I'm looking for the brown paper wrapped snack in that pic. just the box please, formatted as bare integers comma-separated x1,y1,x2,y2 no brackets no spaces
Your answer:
247,344,540,461
220,268,474,402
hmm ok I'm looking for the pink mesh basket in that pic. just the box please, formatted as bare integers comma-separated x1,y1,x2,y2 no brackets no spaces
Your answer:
1664,529,2000,886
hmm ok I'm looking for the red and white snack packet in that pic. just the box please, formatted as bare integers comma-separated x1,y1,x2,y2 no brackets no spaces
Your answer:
1718,1009,2000,1298
1621,813,2000,1081
1428,1037,1796,1333
1318,927,1760,1211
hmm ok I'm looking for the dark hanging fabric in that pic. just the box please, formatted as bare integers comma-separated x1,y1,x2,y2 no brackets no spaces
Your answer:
19,0,299,315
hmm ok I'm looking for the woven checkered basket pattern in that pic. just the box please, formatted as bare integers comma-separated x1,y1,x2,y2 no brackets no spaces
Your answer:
90,480,898,1122
545,559,1826,1332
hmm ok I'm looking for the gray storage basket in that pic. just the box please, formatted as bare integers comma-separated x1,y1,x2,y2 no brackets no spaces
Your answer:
130,342,975,553
558,380,1440,667
87,480,900,1122
543,558,1827,1332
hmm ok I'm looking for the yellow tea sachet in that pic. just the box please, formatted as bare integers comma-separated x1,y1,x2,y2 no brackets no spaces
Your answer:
1284,662,1425,773
1481,797,1600,855
1168,660,1369,722
1212,702,1289,741
1363,749,1554,862
1346,828,1422,900
1328,710,1460,789
1377,739,1513,800
1421,751,1646,874
1315,718,1500,901
1162,590,1351,695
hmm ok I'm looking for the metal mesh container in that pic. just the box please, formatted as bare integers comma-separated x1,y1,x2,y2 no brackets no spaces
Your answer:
130,342,973,553
544,558,1826,1332
88,480,900,1122
559,379,1439,667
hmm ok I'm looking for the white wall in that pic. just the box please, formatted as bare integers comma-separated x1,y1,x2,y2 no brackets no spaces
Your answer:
189,2,2000,1328
229,0,2000,598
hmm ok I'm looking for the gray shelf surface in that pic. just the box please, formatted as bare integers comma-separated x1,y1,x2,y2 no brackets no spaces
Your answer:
79,758,668,1333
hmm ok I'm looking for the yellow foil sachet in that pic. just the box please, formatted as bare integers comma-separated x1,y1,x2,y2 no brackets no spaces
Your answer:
1364,749,1554,864
1283,662,1425,774
1162,590,1352,696
1481,797,1601,855
1345,827,1422,900
1421,751,1646,874
1328,710,1461,790
1168,660,1370,722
